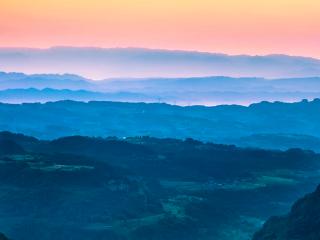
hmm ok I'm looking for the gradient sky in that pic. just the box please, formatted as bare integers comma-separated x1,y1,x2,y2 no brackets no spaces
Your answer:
1,0,319,58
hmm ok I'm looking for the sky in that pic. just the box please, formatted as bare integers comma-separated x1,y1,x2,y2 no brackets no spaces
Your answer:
0,0,319,58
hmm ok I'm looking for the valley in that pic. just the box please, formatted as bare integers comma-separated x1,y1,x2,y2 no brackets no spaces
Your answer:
0,132,320,239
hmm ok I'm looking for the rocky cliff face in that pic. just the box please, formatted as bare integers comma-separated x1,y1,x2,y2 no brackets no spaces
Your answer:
253,185,320,240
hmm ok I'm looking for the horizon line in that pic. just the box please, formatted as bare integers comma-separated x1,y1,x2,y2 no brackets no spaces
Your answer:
0,45,319,61
1,70,320,82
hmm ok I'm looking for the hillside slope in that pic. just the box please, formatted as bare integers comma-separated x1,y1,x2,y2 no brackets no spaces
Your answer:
1,99,320,151
1,132,320,240
253,185,320,240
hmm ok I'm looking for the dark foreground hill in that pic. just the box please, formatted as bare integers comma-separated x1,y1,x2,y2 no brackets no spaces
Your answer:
1,132,320,240
1,99,320,151
253,185,320,240
0,233,8,240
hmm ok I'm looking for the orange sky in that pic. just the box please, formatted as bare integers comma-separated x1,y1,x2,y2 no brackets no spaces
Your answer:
0,0,319,58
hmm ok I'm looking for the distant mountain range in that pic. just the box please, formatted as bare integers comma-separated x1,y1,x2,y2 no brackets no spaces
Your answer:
1,88,320,105
1,47,320,79
0,72,92,90
0,88,153,104
1,72,320,105
1,99,320,152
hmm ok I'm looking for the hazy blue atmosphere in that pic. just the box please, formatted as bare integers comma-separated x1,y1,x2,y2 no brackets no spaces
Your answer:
1,0,320,238
1,71,320,105
1,48,320,240
1,47,320,79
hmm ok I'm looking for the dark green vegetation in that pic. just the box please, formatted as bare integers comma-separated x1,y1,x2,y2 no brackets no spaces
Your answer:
226,134,320,153
2,99,320,152
254,185,320,240
1,132,320,240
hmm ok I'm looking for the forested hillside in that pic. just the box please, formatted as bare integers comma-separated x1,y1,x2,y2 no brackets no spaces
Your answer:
0,132,320,240
1,99,320,152
253,185,320,240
